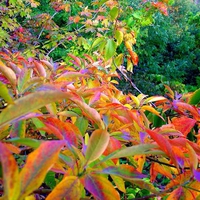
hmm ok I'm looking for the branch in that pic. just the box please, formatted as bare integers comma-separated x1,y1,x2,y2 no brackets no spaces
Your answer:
146,156,190,170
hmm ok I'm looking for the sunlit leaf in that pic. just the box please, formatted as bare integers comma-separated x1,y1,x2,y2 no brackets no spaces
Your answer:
0,87,73,128
19,140,65,198
0,142,20,200
46,176,81,200
85,129,110,164
115,30,123,45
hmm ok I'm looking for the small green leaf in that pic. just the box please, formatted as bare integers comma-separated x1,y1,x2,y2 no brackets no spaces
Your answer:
189,88,200,105
7,138,41,149
0,82,13,104
105,39,117,60
91,37,105,49
75,116,88,135
115,30,123,46
110,7,119,21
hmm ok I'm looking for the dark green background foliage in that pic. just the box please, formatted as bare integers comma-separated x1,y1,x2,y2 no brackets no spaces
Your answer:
128,0,200,95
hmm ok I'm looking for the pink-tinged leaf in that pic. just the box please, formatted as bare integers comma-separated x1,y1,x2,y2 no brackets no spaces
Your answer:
100,165,146,180
81,174,120,200
172,101,199,120
172,116,196,136
40,117,81,147
40,60,54,71
85,129,110,164
34,61,47,77
19,140,65,198
167,187,184,199
0,59,16,87
68,53,82,68
46,176,81,200
89,91,101,106
146,129,178,167
0,142,20,200
10,120,26,138
0,87,73,128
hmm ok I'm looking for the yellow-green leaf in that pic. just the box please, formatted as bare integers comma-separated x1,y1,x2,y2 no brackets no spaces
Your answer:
115,30,123,45
0,82,13,104
46,176,81,200
110,7,119,21
0,142,20,200
105,39,117,60
189,88,200,105
85,129,110,164
19,140,65,198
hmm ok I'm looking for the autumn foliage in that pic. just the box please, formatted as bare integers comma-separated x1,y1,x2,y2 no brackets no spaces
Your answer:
0,0,200,199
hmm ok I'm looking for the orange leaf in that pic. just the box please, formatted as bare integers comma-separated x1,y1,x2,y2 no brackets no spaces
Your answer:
19,140,65,198
172,116,196,136
146,129,178,167
128,49,139,66
0,142,20,200
46,176,81,200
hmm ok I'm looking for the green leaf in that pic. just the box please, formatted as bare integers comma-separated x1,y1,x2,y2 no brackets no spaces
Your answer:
100,165,145,180
85,129,110,164
46,176,81,200
108,144,164,159
105,39,117,60
7,138,41,149
110,7,119,21
0,87,73,128
0,142,20,200
19,140,65,198
115,30,123,46
0,82,14,104
75,116,88,135
189,88,200,105
91,37,105,49
31,118,45,136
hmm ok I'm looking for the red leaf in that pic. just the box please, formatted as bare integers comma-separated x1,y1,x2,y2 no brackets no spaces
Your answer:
40,117,81,147
103,137,121,164
146,129,178,167
172,116,196,136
